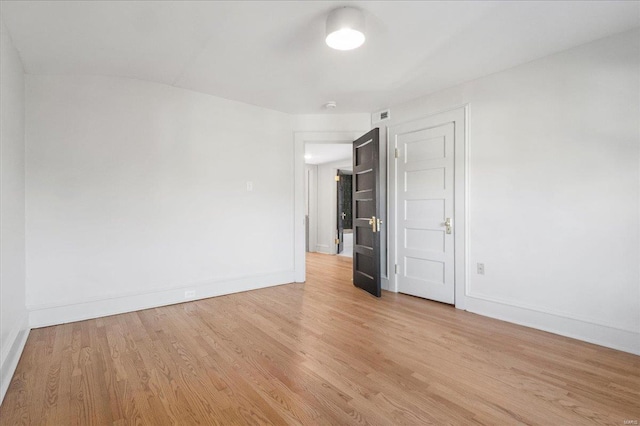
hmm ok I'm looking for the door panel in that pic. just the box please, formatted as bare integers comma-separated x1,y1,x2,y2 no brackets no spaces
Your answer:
353,128,381,297
395,122,455,304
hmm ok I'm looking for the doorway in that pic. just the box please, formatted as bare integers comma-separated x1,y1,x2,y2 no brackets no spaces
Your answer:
293,130,372,284
301,130,382,299
303,143,353,256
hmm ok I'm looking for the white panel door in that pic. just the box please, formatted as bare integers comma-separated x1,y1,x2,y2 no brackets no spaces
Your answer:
395,120,455,304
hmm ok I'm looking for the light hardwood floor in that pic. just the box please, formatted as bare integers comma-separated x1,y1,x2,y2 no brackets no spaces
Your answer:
1,253,639,425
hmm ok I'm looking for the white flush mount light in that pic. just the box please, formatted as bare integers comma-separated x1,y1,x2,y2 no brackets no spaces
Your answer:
326,7,366,51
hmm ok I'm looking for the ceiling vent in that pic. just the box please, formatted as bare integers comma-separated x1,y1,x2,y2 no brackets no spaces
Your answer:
372,109,390,124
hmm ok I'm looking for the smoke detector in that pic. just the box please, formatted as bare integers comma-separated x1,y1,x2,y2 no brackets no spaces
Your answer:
324,101,337,109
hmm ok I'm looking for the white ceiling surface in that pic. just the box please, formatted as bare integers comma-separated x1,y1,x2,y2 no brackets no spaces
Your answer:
305,144,352,166
1,1,638,114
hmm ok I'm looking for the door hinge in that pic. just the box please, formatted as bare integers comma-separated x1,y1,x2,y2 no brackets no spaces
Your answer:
394,148,399,158
394,264,398,274
335,175,340,182
335,238,340,244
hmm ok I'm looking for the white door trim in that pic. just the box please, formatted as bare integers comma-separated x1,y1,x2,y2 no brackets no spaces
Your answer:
388,106,469,310
294,131,368,282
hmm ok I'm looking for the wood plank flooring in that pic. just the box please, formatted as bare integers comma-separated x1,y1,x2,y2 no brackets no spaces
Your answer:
1,252,639,425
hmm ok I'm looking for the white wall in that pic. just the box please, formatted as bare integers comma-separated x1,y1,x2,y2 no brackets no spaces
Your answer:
25,75,295,326
0,18,29,403
381,29,640,354
293,114,371,132
315,158,351,254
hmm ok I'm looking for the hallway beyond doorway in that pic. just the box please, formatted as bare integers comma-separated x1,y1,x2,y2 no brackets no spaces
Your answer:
337,231,353,258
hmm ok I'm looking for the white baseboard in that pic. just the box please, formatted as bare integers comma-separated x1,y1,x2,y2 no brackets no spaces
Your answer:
465,295,640,355
29,270,295,328
315,244,333,255
1,313,30,405
381,276,389,291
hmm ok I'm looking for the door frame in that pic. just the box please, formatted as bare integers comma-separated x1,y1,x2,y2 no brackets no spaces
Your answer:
388,105,469,310
294,131,369,282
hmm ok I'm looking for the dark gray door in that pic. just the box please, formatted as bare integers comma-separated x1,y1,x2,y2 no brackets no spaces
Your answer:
336,170,352,254
337,171,345,254
352,128,381,297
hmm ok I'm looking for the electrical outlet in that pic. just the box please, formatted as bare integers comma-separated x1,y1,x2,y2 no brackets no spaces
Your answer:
477,263,485,275
184,290,196,299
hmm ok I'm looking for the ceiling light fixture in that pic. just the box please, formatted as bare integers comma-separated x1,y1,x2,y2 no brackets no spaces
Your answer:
325,7,366,51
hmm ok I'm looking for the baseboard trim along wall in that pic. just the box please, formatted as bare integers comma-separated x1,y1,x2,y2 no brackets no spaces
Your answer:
315,244,333,255
381,276,389,291
28,270,296,329
465,296,640,355
0,314,30,404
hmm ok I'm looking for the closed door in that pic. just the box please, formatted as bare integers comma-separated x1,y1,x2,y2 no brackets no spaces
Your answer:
353,128,381,297
393,120,455,304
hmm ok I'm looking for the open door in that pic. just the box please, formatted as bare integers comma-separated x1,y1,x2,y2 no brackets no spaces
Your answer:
352,128,381,297
336,170,352,254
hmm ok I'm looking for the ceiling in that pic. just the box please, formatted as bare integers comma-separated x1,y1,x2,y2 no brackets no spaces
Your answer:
1,1,638,114
305,144,352,165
